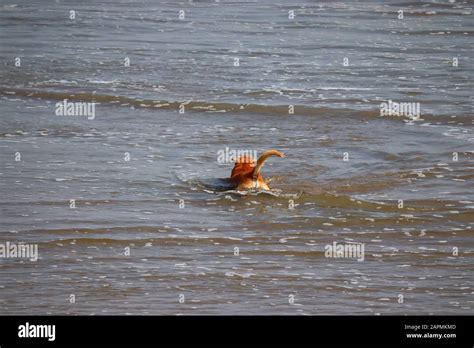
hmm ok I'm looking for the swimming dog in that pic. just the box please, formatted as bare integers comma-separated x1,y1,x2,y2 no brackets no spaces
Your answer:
229,149,285,190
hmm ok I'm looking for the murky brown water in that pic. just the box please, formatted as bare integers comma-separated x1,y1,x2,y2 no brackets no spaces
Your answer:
0,0,473,315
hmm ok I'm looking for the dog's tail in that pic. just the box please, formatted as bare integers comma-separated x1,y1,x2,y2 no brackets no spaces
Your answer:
252,149,285,179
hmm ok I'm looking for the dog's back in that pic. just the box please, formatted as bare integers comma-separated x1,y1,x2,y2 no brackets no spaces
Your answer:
229,150,284,190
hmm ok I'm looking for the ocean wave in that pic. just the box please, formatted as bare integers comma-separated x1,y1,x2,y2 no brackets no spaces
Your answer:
2,86,467,124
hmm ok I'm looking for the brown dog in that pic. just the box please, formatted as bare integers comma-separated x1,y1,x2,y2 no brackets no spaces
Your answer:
229,149,285,190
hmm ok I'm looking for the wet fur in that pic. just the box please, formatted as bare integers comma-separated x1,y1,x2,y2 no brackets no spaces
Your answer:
229,149,285,190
